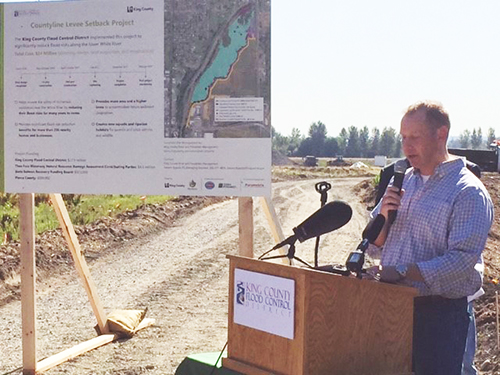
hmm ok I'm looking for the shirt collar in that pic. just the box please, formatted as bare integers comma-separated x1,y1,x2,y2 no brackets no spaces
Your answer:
411,157,466,180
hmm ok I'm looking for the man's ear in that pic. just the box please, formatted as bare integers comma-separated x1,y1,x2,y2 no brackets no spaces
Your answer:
437,126,449,143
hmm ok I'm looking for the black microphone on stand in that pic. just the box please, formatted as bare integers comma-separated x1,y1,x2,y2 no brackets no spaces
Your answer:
259,200,352,264
269,200,353,251
388,159,408,225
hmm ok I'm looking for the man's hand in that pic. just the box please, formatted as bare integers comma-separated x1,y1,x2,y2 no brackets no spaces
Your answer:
366,264,425,283
379,186,404,220
366,265,401,283
372,186,405,247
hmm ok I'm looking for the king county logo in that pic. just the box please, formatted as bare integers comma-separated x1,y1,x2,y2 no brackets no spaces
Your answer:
236,281,245,305
235,280,292,313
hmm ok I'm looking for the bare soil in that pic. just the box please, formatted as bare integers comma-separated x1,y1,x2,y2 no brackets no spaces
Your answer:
0,169,499,374
476,173,500,373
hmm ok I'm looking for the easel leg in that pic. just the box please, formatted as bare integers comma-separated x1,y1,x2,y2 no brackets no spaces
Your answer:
259,196,288,264
49,194,108,333
259,196,285,246
20,193,36,375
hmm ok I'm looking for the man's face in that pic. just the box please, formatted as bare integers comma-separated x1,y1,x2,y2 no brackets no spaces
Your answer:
400,112,443,175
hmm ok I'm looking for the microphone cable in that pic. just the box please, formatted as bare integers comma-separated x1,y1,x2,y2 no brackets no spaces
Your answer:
258,245,284,260
209,340,228,375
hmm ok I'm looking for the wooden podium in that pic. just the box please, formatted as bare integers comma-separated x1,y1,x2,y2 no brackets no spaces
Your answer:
223,255,417,375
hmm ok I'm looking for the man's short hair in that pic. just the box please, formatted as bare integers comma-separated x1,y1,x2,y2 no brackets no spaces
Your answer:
404,101,451,132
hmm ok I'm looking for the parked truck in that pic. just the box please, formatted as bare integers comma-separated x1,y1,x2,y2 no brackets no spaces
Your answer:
303,155,318,167
449,144,500,172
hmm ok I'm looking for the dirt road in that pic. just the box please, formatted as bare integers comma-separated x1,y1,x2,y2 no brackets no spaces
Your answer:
0,177,369,375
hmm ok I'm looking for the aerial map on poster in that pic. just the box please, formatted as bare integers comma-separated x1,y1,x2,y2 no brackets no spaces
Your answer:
1,0,271,196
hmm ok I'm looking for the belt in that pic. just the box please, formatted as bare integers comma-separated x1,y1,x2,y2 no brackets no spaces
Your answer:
414,295,467,308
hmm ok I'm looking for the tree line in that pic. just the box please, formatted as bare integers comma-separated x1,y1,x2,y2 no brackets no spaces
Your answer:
273,122,497,158
449,127,497,150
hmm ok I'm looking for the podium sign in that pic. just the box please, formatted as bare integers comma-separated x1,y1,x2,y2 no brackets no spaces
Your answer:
233,268,295,339
225,255,417,375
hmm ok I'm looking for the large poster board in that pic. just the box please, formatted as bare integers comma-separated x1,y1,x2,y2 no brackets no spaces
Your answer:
1,0,271,196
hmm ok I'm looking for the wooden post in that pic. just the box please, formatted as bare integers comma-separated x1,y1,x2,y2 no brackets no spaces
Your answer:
19,193,37,375
238,197,253,258
49,194,108,333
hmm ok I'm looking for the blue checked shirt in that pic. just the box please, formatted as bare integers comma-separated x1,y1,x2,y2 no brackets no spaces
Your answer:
368,157,494,298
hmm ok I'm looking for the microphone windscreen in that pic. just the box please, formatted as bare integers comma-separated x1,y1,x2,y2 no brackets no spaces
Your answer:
394,159,409,175
362,214,386,243
392,159,408,190
293,200,352,242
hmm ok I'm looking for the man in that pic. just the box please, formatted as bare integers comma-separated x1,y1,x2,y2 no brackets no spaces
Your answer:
367,101,493,375
375,158,483,375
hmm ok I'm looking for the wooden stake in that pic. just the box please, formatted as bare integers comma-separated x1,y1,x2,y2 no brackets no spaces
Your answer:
238,197,253,258
49,194,108,333
35,317,154,373
36,334,116,373
19,193,37,375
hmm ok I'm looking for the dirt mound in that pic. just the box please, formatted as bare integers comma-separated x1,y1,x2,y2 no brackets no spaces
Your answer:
272,150,295,166
353,179,378,206
327,158,351,167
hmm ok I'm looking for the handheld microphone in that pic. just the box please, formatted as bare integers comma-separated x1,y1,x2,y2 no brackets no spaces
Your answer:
271,200,352,250
388,159,408,224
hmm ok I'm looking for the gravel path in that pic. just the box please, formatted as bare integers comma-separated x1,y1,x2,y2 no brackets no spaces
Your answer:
0,177,368,375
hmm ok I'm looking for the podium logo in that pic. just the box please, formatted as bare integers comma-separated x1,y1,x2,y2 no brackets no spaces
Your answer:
236,281,245,305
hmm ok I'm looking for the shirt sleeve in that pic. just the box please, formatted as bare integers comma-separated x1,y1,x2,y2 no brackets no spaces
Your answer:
416,186,494,297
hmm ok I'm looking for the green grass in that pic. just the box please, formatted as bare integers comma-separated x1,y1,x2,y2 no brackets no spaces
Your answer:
271,165,380,183
0,194,173,242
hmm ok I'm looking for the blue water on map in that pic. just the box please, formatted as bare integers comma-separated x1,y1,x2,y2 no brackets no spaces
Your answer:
191,13,253,103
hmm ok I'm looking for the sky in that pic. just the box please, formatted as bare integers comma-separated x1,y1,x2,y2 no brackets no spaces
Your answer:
271,0,500,138
3,0,499,139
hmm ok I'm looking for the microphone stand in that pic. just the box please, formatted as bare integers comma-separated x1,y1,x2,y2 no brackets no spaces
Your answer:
260,242,314,269
313,181,331,267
